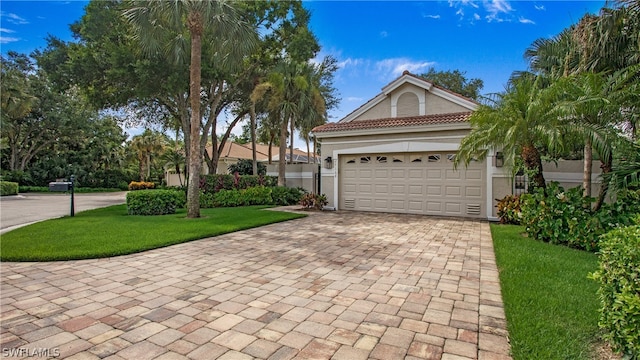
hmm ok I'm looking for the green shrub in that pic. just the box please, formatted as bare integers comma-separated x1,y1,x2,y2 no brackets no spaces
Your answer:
199,174,277,194
0,181,19,196
591,222,640,357
271,186,305,206
241,186,272,205
128,181,156,191
213,189,244,207
126,190,185,215
200,191,216,209
496,194,522,225
300,193,328,210
520,183,640,252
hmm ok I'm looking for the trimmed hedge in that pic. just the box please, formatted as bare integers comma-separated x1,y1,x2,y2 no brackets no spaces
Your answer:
591,222,640,357
199,174,277,194
199,186,304,209
0,181,18,196
126,190,186,215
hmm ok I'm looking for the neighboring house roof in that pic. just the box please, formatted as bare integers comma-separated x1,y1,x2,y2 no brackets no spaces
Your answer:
312,112,472,133
206,142,314,162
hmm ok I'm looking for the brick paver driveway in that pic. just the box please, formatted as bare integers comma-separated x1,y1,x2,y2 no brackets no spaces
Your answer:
1,210,511,359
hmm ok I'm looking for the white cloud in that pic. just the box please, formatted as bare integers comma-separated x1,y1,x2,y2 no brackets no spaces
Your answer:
534,5,545,11
1,12,29,25
519,17,535,24
346,97,364,102
449,0,479,9
375,58,436,79
423,14,441,19
0,36,20,44
337,57,364,69
473,13,481,20
484,0,513,22
0,28,15,33
380,31,388,38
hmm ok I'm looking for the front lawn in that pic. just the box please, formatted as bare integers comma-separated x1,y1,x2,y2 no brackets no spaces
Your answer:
0,205,306,261
491,224,602,360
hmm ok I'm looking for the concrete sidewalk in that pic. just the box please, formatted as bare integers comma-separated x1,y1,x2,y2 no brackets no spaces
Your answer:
0,192,127,234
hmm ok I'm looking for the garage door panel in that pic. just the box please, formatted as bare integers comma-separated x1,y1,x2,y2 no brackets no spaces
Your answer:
427,186,441,196
427,169,441,179
391,169,405,178
445,169,461,180
466,169,482,180
446,186,461,196
465,186,482,197
340,153,485,218
375,184,388,193
445,202,462,214
408,169,423,179
375,169,388,178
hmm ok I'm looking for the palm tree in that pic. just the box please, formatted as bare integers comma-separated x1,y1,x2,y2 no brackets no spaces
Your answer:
455,73,562,189
123,0,255,218
162,148,186,187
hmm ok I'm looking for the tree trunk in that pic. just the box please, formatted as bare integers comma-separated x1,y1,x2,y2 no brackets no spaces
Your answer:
250,103,258,175
583,140,593,197
268,136,273,165
306,138,310,164
289,115,295,164
186,12,203,218
146,153,151,181
594,155,612,211
521,144,546,190
278,115,288,186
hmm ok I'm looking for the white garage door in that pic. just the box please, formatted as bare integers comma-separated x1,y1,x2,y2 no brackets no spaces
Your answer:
339,152,485,218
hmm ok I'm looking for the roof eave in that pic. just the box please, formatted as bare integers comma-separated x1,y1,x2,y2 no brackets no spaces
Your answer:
313,122,471,139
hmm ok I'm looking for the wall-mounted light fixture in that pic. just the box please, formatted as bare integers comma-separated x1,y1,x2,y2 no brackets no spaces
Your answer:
495,152,504,168
324,156,333,169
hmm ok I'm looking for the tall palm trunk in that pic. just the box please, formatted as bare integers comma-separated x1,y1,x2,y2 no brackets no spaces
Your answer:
278,114,288,186
594,154,612,211
250,102,258,175
521,144,546,190
583,139,593,197
289,116,295,164
186,12,203,218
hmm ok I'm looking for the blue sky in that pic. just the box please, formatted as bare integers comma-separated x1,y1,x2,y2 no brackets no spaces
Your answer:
1,0,605,124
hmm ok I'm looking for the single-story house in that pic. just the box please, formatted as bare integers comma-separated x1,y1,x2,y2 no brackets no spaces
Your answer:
312,71,599,221
165,142,317,186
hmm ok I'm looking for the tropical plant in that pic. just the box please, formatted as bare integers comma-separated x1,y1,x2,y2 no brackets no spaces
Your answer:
123,0,257,218
455,73,561,189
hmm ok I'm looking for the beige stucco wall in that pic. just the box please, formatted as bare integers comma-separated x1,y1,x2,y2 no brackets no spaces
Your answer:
266,163,319,194
355,97,392,121
424,93,469,115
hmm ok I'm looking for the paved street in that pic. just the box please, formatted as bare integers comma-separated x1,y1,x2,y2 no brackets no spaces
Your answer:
0,210,510,359
0,192,127,234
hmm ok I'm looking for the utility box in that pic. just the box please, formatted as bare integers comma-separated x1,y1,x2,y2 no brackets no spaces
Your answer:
49,182,72,192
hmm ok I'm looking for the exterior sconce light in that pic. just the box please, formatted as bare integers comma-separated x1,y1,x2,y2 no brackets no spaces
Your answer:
495,152,504,168
324,156,333,169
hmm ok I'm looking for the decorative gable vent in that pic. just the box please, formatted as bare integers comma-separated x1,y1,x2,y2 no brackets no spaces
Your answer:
466,204,481,216
344,199,356,209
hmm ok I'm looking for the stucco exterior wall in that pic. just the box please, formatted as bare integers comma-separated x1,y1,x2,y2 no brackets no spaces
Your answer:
355,98,392,121
267,163,319,194
425,92,469,115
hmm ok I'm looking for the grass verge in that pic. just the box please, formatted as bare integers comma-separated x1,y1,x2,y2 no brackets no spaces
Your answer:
490,224,601,360
0,205,306,261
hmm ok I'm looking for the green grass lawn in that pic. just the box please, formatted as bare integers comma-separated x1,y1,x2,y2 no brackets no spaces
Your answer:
491,224,602,360
0,205,306,261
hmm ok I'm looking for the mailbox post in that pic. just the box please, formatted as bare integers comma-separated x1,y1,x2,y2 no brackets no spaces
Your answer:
48,175,75,217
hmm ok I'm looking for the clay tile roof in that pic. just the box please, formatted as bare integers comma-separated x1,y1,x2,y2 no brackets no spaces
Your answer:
312,112,472,133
